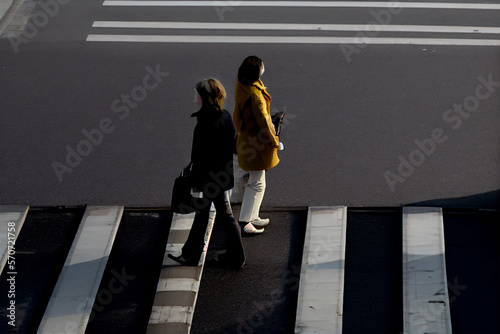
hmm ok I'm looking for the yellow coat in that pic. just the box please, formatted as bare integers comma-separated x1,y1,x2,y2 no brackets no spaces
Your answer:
233,80,280,171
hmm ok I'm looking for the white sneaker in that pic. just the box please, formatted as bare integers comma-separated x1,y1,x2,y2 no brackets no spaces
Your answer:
242,223,264,235
250,217,270,227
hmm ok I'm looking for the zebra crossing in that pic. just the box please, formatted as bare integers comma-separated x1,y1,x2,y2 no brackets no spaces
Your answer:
1,204,496,333
296,206,453,334
85,1,500,46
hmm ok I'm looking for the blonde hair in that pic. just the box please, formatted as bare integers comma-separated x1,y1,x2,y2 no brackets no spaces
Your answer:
196,78,226,110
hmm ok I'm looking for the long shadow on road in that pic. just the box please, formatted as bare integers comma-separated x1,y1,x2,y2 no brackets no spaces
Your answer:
192,207,307,334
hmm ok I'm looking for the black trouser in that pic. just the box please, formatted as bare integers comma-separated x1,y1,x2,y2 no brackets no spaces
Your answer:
182,190,245,265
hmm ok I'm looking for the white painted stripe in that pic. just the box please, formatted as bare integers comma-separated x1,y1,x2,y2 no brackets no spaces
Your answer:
86,34,500,46
157,277,198,291
149,305,190,323
170,212,195,230
147,208,215,333
0,206,29,274
93,21,500,34
38,206,123,334
402,207,452,334
295,206,347,334
103,1,500,10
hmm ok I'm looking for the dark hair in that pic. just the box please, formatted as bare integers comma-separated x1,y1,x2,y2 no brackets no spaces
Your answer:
196,78,226,110
237,56,263,84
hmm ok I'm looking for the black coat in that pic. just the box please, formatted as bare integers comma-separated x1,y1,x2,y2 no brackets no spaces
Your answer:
190,105,236,194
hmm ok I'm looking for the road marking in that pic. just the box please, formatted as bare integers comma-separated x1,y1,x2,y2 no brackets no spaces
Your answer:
296,206,347,334
93,21,500,34
170,212,195,230
86,34,500,46
0,206,29,274
38,206,123,334
157,277,199,292
102,1,500,10
147,210,215,334
402,207,452,334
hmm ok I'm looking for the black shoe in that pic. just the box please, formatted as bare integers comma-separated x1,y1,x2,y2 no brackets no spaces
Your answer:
167,254,199,267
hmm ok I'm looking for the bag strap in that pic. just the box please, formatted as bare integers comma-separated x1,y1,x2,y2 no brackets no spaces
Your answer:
181,162,193,177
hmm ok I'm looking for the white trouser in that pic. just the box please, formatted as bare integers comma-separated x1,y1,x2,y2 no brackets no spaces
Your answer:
239,170,266,222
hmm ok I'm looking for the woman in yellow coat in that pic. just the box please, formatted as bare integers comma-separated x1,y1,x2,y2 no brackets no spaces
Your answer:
233,56,280,235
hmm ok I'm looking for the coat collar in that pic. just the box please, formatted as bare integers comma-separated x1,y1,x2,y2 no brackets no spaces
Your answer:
191,105,222,118
237,79,267,92
252,80,266,90
237,80,271,104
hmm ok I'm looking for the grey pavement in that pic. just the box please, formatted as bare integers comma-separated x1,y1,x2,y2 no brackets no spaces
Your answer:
0,1,499,209
1,3,499,334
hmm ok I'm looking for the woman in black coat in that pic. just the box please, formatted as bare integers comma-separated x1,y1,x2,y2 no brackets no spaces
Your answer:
169,78,245,269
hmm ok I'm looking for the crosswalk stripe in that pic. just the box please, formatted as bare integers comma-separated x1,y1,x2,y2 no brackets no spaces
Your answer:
296,206,347,334
37,206,123,334
153,291,196,307
0,205,29,274
157,277,199,292
92,21,500,34
170,213,196,230
147,210,215,334
86,34,500,46
102,1,500,10
402,207,452,334
167,230,191,244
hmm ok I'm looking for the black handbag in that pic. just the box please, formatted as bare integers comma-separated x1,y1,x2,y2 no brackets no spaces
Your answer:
171,162,196,214
272,111,285,136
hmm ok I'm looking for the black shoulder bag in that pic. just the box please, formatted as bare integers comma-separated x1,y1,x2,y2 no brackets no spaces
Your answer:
171,162,196,214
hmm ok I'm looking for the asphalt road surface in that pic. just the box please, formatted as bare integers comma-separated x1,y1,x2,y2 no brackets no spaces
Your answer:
0,0,499,209
1,207,498,333
1,3,499,334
